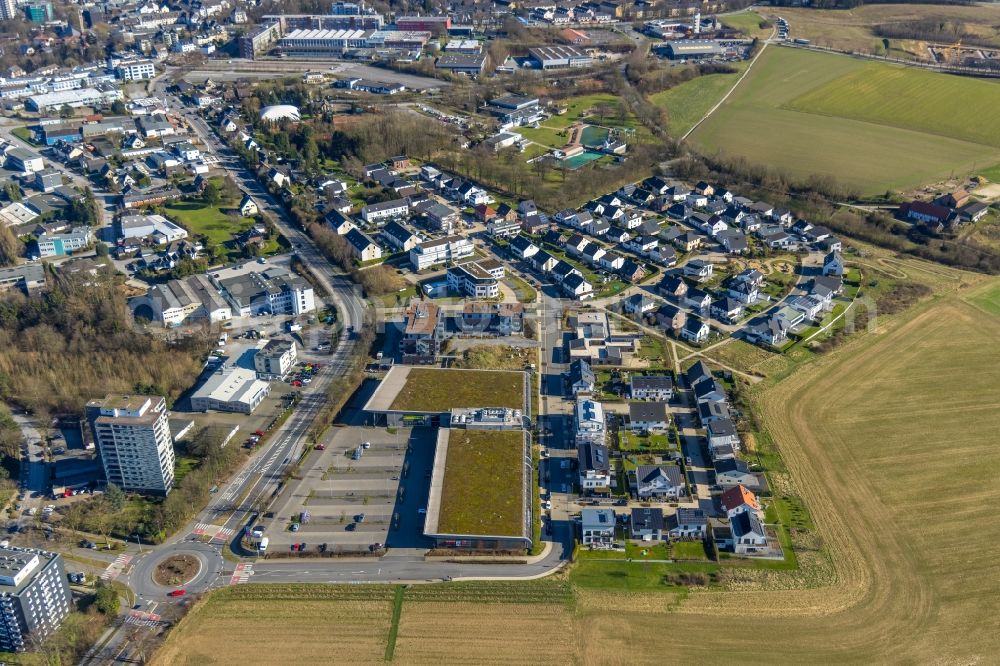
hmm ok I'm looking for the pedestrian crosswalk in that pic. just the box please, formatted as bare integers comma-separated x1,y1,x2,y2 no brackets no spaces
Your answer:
192,523,236,543
100,554,133,581
125,610,161,627
229,562,253,585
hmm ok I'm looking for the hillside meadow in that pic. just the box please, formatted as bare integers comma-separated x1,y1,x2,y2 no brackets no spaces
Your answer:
688,46,1000,194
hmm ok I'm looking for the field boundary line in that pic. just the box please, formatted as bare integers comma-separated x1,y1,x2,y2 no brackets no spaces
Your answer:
384,585,404,662
681,26,776,141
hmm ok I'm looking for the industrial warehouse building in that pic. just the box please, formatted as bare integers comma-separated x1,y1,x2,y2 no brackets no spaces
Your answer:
528,45,593,69
658,39,726,60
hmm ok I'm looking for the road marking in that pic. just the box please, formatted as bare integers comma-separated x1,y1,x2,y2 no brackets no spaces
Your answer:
229,562,253,585
126,610,162,626
100,554,133,581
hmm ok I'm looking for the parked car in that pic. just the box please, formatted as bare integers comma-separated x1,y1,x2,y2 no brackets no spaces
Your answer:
290,523,300,532
355,513,366,523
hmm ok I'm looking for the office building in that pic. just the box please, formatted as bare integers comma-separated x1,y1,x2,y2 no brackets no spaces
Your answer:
33,227,91,258
23,3,52,22
86,394,176,496
254,339,297,380
115,60,156,81
239,22,281,59
0,547,72,653
213,266,315,317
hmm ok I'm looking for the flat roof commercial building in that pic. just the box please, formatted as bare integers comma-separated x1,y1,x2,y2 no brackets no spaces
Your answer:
446,258,504,298
364,366,528,427
85,394,175,496
423,428,532,551
0,264,46,294
190,365,271,414
129,274,231,327
211,265,315,317
254,338,297,380
435,53,487,76
0,547,72,653
528,45,593,69
26,86,123,112
658,39,726,60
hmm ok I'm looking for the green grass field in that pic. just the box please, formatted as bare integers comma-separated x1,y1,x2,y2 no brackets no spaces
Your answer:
163,200,252,248
786,62,1000,148
964,280,1000,317
720,11,770,39
437,429,525,537
649,68,743,136
688,47,1000,194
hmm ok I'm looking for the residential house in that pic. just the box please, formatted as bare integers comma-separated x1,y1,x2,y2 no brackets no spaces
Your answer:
683,259,713,280
715,458,755,487
673,233,702,253
568,359,596,395
566,233,591,256
345,228,382,262
623,293,656,315
707,417,740,451
684,288,712,312
745,315,790,348
659,275,688,300
381,220,419,252
631,465,685,500
788,295,825,321
654,303,686,331
727,280,760,304
562,273,594,300
692,376,726,404
599,251,625,271
361,198,409,224
238,193,258,217
720,484,762,520
731,511,768,554
628,401,670,432
574,396,606,446
666,508,707,539
630,507,665,540
631,375,673,401
459,302,524,336
324,210,358,235
822,251,844,276
619,260,646,283
510,235,539,259
580,508,617,546
711,297,744,324
532,250,558,273
578,441,612,494
684,360,713,388
581,243,607,266
717,229,748,254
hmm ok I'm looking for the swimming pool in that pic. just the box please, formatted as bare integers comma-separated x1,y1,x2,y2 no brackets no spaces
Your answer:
562,150,604,169
580,126,610,147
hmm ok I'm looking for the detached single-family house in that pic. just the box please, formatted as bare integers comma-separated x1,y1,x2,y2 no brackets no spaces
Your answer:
659,275,688,300
599,251,625,271
631,465,685,500
381,220,419,252
684,259,713,280
728,280,760,304
745,315,790,348
628,401,670,432
720,484,762,520
579,442,612,493
510,235,539,259
238,194,258,217
631,507,665,541
715,458,755,488
822,251,844,277
345,228,382,262
654,303,686,331
666,508,707,539
569,359,596,395
623,293,656,315
711,297,744,324
563,273,594,300
684,288,712,312
731,511,768,554
580,508,617,546
681,316,709,343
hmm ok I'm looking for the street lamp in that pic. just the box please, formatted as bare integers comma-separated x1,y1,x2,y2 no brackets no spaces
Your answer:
132,533,143,554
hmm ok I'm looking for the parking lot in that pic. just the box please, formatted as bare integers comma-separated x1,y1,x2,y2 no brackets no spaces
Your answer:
263,426,437,555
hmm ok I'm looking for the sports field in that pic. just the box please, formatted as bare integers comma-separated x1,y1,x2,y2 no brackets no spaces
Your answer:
154,276,1000,663
688,47,1000,194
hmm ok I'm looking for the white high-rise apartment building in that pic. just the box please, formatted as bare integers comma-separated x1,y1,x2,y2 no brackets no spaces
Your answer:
86,395,176,496
0,547,72,653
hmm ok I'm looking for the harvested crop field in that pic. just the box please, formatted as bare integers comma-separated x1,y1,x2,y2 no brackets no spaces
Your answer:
688,46,1000,194
393,602,575,665
152,586,395,666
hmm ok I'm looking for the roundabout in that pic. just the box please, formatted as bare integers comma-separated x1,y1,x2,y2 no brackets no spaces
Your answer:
128,541,227,602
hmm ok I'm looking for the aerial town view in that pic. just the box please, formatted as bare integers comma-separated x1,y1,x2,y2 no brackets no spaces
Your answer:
0,0,997,662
